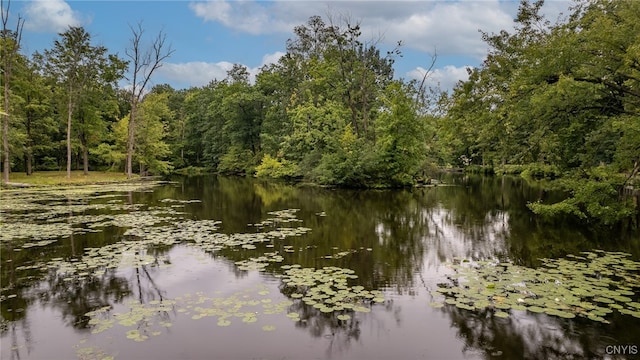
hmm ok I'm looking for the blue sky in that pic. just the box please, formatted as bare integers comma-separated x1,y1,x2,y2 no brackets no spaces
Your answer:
12,0,572,92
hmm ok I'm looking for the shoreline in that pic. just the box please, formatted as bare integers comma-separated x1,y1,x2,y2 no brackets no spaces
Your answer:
0,173,161,189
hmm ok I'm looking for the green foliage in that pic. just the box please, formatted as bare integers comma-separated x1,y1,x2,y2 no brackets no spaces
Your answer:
443,0,640,175
527,200,586,222
519,163,562,179
90,142,125,171
374,81,426,186
312,126,379,187
255,154,299,179
218,146,256,175
4,4,636,232
465,165,495,175
528,177,636,226
134,93,173,175
435,0,639,225
42,26,123,176
172,166,211,176
38,156,60,171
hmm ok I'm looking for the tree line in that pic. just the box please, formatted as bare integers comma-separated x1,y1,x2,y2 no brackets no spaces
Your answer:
1,0,638,224
439,0,639,226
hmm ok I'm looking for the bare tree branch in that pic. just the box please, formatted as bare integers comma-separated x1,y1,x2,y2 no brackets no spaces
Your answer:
416,50,438,107
125,21,173,178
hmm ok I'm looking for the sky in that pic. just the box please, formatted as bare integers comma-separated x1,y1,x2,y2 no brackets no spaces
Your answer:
9,0,573,92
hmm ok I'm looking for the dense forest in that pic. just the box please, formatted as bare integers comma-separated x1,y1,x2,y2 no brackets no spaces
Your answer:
1,0,638,225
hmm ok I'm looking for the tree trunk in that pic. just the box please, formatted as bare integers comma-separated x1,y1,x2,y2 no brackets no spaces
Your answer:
181,124,185,163
25,152,32,175
3,77,9,183
2,1,24,183
82,144,89,175
127,100,137,179
67,99,73,180
2,112,8,183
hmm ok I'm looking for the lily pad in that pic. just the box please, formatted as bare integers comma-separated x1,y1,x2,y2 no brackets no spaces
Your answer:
435,251,640,323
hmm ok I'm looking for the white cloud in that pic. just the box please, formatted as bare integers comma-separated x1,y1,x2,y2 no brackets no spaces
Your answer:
189,0,572,61
540,1,572,25
24,0,83,33
189,1,515,59
260,51,285,67
189,1,293,35
158,51,285,88
407,65,470,93
158,61,235,87
358,1,515,59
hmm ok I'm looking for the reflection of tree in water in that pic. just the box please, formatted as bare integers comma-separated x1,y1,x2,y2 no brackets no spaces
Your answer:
40,268,131,329
31,245,172,334
440,304,639,359
1,296,33,360
283,295,396,359
129,247,171,305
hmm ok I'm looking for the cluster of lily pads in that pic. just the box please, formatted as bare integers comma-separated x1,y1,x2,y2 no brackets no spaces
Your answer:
83,285,295,342
278,265,384,316
433,251,640,322
249,209,304,228
235,252,285,271
0,182,171,246
2,183,387,343
11,204,312,283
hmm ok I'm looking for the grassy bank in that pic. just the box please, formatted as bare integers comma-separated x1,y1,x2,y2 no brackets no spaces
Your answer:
1,171,140,187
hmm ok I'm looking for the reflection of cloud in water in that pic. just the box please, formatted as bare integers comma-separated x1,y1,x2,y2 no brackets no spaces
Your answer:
443,306,597,359
375,205,510,278
421,207,510,269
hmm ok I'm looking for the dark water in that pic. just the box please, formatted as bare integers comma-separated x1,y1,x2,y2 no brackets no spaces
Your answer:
1,174,639,360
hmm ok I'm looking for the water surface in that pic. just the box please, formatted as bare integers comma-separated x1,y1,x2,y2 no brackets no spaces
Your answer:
1,174,639,359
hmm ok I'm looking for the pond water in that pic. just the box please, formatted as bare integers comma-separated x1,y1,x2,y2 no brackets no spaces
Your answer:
1,174,639,360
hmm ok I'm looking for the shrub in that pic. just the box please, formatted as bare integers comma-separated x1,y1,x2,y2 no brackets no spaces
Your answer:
218,147,256,175
255,154,299,179
520,163,561,179
528,178,637,226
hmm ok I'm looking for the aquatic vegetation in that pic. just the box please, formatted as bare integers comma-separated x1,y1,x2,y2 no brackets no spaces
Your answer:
1,222,74,243
434,251,640,323
2,183,386,347
249,209,304,228
279,266,383,315
84,286,296,341
235,252,284,271
324,249,357,259
159,198,202,203
75,344,115,360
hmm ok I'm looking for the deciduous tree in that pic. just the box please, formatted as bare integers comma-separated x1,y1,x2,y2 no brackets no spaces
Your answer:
1,0,23,182
125,22,173,178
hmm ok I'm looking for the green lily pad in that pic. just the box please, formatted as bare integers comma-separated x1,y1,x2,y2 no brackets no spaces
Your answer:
527,306,545,313
435,251,640,323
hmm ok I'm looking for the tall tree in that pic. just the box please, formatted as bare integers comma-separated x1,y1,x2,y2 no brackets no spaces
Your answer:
1,0,24,183
43,27,110,179
132,92,173,175
125,22,173,179
17,54,56,175
75,54,126,175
